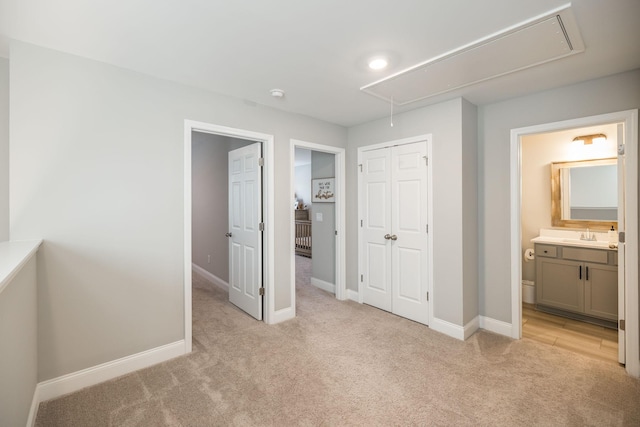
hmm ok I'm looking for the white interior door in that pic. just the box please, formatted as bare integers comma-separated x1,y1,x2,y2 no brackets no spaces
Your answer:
361,140,429,325
361,147,392,312
616,123,625,364
391,142,429,324
228,143,263,320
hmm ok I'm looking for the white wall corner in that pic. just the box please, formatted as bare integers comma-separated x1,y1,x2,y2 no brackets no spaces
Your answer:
310,277,336,295
464,316,480,340
34,340,185,407
192,263,229,290
479,316,513,338
268,306,295,325
430,317,466,341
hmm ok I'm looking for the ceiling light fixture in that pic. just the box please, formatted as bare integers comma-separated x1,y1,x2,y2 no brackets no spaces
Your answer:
368,58,388,70
270,88,285,98
573,133,607,145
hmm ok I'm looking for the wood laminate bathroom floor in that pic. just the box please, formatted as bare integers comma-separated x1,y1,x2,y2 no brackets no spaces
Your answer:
522,304,619,364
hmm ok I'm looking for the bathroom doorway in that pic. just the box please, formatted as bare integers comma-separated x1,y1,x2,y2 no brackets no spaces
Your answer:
510,110,639,377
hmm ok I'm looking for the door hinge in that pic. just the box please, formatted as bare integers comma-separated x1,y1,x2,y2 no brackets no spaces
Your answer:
360,219,363,227
620,319,625,331
361,274,363,282
359,164,363,172
259,287,265,296
618,232,625,243
426,292,429,301
423,156,428,166
258,157,264,167
335,230,338,235
425,224,429,233
258,222,265,231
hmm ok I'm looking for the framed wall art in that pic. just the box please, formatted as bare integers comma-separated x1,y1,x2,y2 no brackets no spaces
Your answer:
312,178,335,202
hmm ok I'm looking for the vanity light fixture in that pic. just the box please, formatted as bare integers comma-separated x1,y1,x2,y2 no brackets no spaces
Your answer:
572,133,607,145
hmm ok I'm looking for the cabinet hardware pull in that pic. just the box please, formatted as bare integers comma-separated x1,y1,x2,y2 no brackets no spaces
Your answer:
586,266,589,281
579,265,582,280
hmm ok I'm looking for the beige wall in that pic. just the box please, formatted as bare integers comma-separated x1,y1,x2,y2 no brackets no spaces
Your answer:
521,124,618,282
9,41,347,380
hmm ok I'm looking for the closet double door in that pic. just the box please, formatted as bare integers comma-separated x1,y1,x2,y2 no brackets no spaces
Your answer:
360,140,429,325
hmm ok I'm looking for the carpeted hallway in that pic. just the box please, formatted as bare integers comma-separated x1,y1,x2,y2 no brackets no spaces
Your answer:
35,256,640,426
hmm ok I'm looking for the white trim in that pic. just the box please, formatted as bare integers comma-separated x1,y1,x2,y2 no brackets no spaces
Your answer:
479,316,513,337
270,307,295,324
34,340,185,405
289,139,347,321
510,110,639,378
430,317,466,341
184,120,276,337
347,289,359,302
464,316,480,340
310,277,336,294
27,387,40,427
356,134,433,322
192,263,229,290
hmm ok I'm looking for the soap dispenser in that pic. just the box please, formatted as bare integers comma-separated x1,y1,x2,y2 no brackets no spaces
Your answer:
608,226,618,247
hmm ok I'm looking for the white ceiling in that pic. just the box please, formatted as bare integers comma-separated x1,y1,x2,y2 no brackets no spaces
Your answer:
0,0,638,127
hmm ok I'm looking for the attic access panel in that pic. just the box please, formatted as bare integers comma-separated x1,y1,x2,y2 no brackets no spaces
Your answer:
361,7,585,105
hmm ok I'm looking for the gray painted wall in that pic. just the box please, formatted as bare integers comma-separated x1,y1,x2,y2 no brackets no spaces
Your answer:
0,58,8,241
294,164,312,208
347,98,477,327
311,151,335,285
9,41,347,380
478,69,640,324
0,255,37,427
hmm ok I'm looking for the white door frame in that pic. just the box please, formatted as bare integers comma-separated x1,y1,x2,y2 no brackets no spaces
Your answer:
357,134,434,325
289,139,346,306
509,110,639,377
184,120,275,353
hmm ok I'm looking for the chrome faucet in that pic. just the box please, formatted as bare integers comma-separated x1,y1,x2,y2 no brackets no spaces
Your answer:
580,228,596,241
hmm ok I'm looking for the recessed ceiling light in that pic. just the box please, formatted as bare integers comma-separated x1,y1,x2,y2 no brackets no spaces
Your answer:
368,58,388,70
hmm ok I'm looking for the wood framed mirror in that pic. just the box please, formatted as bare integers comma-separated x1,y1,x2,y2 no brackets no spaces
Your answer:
551,158,617,229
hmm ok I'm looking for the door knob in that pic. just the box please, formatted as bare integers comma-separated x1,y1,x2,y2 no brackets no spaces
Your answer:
384,234,392,240
390,235,398,241
225,232,233,238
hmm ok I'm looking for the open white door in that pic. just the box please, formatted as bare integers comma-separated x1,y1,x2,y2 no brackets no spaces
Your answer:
617,123,625,364
228,143,263,320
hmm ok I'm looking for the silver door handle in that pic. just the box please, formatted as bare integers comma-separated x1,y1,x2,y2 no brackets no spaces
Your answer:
384,234,392,240
225,232,232,238
390,235,398,241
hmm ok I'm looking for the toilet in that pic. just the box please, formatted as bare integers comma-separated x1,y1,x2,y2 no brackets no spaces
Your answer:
522,280,535,304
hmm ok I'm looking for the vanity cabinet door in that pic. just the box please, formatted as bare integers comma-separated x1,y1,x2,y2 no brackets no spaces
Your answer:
584,263,618,321
537,258,583,313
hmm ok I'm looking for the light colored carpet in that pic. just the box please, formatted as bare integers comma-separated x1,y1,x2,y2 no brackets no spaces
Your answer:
36,256,640,426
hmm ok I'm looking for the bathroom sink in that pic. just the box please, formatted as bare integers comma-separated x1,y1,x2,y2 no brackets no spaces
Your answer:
561,238,612,248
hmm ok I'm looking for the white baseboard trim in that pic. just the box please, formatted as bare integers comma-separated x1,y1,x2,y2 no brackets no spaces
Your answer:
310,277,335,294
27,385,41,427
479,316,513,337
347,289,359,302
192,263,228,290
464,316,480,340
430,317,466,341
34,340,185,407
268,306,295,325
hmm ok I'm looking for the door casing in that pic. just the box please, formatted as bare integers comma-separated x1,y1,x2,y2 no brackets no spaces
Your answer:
184,120,275,354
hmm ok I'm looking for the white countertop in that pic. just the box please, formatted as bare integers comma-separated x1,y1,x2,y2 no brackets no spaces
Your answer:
531,228,617,250
0,240,43,294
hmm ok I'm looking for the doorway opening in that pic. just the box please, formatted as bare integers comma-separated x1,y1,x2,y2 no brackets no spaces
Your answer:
510,110,639,377
289,139,346,316
184,120,275,353
520,123,620,363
